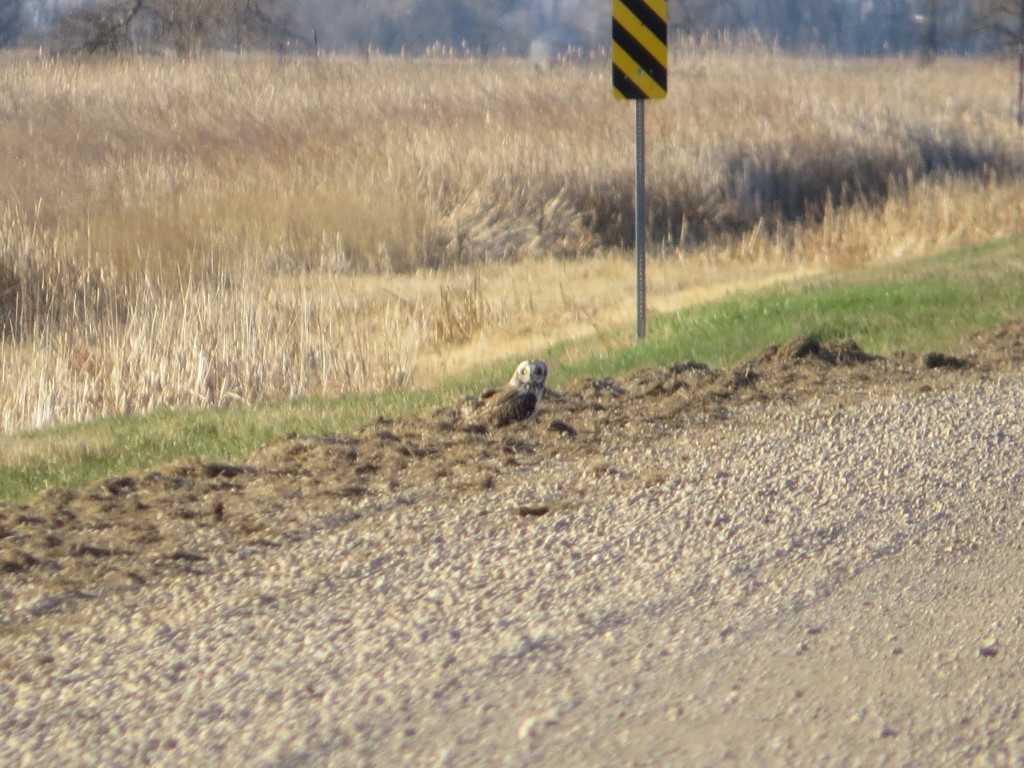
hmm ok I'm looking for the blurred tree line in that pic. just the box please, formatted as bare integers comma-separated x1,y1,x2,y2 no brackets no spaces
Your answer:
0,0,1023,56
8,0,293,53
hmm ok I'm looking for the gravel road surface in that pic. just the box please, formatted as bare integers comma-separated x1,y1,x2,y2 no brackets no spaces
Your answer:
3,332,1024,766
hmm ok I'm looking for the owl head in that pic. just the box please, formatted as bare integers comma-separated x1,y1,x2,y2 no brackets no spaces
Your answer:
509,359,548,394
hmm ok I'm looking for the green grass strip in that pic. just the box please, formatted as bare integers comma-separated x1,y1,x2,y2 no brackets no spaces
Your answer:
3,236,1024,503
555,236,1024,381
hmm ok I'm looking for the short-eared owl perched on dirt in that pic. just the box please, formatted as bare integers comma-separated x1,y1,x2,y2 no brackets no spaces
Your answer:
463,359,548,427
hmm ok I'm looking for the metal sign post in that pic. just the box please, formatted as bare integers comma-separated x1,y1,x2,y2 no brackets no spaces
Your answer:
612,0,666,342
1018,0,1024,126
634,99,646,339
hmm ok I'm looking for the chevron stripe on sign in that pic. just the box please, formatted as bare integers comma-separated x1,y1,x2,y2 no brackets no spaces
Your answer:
612,0,667,100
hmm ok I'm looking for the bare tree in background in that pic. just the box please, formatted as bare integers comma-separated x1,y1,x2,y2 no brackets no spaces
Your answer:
53,0,143,53
969,0,1024,122
51,0,295,55
150,0,292,54
970,0,1024,42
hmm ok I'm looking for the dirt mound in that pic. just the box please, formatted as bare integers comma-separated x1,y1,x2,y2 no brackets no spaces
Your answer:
967,319,1024,367
2,324,1023,631
752,336,878,366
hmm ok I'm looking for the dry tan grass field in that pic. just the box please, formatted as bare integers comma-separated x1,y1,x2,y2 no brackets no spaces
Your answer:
2,43,1024,433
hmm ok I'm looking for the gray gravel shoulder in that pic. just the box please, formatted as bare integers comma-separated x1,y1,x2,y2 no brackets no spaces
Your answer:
4,371,1024,766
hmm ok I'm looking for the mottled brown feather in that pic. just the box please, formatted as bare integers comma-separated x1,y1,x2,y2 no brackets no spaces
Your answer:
485,389,539,427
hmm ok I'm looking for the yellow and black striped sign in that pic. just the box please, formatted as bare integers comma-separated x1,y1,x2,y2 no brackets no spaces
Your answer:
612,0,667,100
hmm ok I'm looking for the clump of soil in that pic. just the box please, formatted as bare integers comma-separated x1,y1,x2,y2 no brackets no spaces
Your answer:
1,324,1020,631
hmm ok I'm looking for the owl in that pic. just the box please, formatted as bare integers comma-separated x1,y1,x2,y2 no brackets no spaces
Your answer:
463,359,548,428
